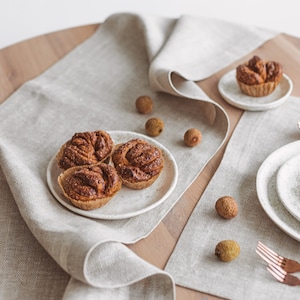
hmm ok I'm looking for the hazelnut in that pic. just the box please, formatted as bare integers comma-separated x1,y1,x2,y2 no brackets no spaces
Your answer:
135,95,153,114
215,196,238,219
184,128,202,147
145,117,164,137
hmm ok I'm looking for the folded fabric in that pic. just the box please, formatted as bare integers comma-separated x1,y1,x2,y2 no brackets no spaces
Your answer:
0,13,276,299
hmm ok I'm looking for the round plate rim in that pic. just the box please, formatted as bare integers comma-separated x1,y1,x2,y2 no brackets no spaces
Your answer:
256,141,300,242
218,70,293,111
276,153,300,222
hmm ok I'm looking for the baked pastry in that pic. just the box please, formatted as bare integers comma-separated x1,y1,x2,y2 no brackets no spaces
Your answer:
58,163,122,210
112,138,164,189
236,55,283,97
56,130,114,170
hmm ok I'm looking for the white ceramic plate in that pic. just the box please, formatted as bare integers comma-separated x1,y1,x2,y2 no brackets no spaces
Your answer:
256,141,300,242
276,154,300,222
218,70,293,111
47,131,178,220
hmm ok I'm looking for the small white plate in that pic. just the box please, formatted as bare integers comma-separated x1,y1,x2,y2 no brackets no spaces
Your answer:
276,154,300,222
47,131,178,220
256,141,300,242
218,70,293,111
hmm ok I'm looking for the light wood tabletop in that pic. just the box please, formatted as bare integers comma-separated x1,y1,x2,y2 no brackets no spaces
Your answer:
1,24,300,299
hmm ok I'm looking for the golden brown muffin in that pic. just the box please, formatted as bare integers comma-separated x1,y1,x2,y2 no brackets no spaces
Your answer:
112,138,164,190
56,130,114,170
58,163,122,210
236,55,283,97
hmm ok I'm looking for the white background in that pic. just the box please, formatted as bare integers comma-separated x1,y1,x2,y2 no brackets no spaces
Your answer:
1,0,299,49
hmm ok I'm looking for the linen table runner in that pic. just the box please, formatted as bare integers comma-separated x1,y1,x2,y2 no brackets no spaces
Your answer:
166,96,300,300
0,13,276,299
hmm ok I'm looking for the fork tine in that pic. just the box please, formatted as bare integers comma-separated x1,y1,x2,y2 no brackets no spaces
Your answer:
258,241,284,260
257,242,284,264
256,248,277,265
256,242,282,266
267,264,286,283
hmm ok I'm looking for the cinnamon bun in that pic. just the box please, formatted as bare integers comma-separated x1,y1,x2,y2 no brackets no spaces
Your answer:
112,138,164,190
56,130,114,170
58,163,122,210
236,55,283,97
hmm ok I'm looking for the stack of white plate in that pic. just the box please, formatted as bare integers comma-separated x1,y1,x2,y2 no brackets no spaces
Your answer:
257,141,300,241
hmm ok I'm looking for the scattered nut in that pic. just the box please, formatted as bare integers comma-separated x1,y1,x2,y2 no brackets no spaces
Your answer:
135,95,153,114
215,240,240,262
184,128,202,147
215,196,238,219
145,117,164,137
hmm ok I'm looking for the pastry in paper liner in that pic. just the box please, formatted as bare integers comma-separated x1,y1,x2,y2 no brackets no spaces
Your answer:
56,130,114,170
57,162,122,210
236,55,283,97
112,138,164,190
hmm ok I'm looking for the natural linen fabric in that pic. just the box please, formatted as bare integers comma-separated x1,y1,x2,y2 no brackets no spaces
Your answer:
166,96,300,300
0,13,276,300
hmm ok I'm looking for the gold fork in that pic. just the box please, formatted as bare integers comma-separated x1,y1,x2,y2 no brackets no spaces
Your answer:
256,241,300,273
267,264,300,286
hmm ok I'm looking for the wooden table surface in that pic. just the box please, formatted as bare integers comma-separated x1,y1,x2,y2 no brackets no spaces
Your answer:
1,24,300,300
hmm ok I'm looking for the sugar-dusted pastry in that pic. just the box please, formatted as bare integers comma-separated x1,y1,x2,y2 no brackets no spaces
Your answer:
112,138,164,190
58,163,122,210
56,130,114,170
236,55,283,97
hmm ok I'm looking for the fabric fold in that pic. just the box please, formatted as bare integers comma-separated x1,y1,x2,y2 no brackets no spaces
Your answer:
0,12,277,299
148,15,277,82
